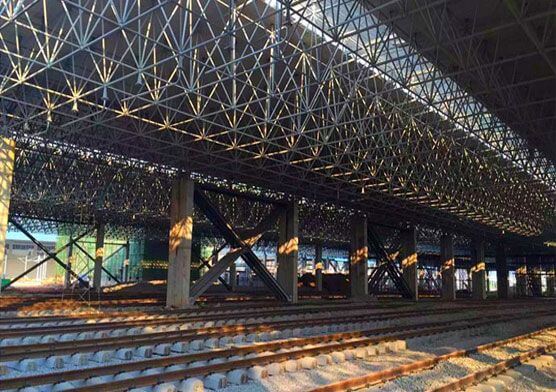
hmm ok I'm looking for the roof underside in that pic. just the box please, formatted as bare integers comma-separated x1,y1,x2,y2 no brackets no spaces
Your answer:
371,0,556,163
0,0,555,239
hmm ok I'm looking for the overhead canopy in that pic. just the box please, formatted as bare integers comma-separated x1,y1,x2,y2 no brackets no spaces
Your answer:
0,1,554,239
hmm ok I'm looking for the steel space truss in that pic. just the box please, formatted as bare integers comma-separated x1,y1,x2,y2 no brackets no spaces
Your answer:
10,137,474,249
0,0,553,240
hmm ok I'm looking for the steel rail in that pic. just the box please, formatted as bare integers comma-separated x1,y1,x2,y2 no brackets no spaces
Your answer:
0,301,541,339
3,306,549,361
0,304,404,338
2,311,553,391
429,346,556,392
0,298,532,325
308,327,556,392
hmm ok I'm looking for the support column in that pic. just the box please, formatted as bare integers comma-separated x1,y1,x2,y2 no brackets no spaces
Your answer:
526,255,542,297
315,242,323,292
122,240,130,282
546,264,555,297
65,239,73,289
471,240,486,300
495,243,508,299
515,257,527,297
229,262,237,291
349,216,368,299
440,234,455,300
92,223,105,290
166,177,194,308
276,202,299,303
400,226,418,300
0,138,15,283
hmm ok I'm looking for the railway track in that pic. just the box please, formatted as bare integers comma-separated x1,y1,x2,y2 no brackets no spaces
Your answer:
430,347,555,392
3,306,549,362
1,301,543,339
0,300,396,327
307,325,555,392
1,308,554,391
1,303,552,349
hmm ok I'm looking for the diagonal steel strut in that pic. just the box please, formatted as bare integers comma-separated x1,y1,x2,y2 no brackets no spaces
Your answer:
193,188,290,302
2,220,93,290
191,243,232,293
367,224,413,299
72,242,122,285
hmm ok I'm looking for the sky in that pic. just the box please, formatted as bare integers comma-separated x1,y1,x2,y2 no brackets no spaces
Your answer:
7,231,57,242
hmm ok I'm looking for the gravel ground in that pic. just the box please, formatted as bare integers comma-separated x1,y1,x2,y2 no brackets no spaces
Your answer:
364,323,556,392
1,306,530,380
216,316,555,392
508,355,556,391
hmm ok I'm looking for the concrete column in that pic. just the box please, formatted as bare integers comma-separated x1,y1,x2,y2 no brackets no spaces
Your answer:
440,234,455,300
526,255,542,296
547,264,555,297
471,240,486,300
166,177,194,308
0,138,15,282
400,227,418,300
515,257,527,297
123,240,130,282
229,262,237,291
92,223,105,290
65,239,73,289
277,202,299,303
349,216,368,299
495,243,508,299
315,242,323,292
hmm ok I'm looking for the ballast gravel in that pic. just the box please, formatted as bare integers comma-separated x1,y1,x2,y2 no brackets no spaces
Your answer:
217,316,555,392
